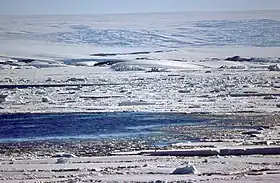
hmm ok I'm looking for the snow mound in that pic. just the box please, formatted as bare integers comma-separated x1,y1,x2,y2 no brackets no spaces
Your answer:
0,94,8,103
42,96,55,103
56,158,68,164
172,163,198,175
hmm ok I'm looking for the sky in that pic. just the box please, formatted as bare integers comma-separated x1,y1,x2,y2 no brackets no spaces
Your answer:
0,0,280,15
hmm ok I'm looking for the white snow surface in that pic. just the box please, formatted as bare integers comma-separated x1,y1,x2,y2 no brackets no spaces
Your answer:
0,11,280,114
0,46,280,114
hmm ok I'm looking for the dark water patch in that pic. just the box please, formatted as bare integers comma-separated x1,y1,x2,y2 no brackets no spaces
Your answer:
17,59,35,63
63,58,128,66
90,50,173,57
0,112,208,142
225,56,279,63
91,53,119,57
93,59,126,66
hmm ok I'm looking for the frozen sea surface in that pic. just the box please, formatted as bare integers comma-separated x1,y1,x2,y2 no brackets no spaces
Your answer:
0,11,280,49
37,19,280,48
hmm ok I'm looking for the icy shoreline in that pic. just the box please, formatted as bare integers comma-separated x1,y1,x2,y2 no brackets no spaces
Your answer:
0,114,280,182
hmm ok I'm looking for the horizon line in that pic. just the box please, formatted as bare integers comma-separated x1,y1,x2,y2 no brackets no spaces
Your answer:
0,9,279,16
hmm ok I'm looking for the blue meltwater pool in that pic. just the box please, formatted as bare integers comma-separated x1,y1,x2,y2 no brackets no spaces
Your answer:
0,112,208,142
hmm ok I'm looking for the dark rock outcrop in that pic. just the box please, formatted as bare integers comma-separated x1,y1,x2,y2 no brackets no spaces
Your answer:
268,64,280,71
